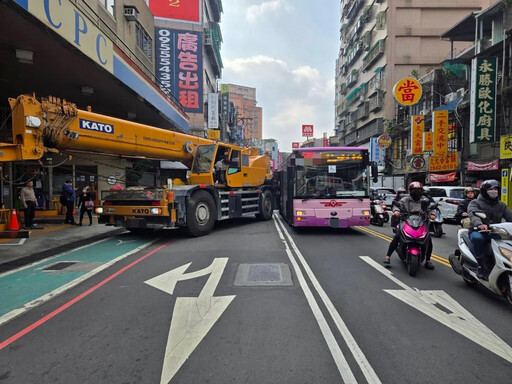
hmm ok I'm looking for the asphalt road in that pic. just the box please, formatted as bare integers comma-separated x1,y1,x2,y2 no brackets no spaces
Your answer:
0,215,510,383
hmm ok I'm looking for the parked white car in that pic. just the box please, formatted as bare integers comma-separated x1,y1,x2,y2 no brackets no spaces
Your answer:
429,186,468,221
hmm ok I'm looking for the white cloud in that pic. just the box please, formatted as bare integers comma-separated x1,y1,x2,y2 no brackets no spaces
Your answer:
223,55,335,152
245,0,293,22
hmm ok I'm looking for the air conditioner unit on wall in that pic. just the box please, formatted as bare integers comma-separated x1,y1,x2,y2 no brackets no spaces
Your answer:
124,6,139,21
444,92,457,104
419,109,429,116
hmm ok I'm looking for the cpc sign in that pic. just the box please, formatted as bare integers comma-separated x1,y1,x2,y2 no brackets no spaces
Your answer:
292,142,300,149
302,125,314,137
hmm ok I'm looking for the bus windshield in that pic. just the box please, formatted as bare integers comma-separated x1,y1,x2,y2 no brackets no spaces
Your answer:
294,151,368,198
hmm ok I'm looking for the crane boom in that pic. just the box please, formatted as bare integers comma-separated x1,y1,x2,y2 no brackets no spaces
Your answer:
1,94,213,167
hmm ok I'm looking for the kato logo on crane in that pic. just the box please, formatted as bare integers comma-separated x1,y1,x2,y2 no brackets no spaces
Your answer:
79,118,114,134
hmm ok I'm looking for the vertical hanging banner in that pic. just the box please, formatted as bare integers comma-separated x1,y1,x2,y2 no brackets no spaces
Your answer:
502,169,509,205
433,110,448,157
207,93,219,129
155,28,203,113
411,115,424,155
149,0,201,23
370,137,384,166
470,57,497,142
424,131,434,152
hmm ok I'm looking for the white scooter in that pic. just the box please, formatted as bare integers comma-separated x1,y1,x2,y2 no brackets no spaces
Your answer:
449,212,512,305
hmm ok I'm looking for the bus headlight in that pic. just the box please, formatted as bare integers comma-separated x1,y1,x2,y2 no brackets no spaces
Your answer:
151,207,162,215
95,207,103,214
296,210,306,216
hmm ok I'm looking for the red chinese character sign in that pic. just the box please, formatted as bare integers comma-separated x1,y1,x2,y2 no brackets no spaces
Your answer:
393,78,422,106
149,0,201,23
424,132,434,152
433,111,448,157
377,134,392,148
155,28,203,113
302,125,314,137
292,142,300,149
411,115,424,155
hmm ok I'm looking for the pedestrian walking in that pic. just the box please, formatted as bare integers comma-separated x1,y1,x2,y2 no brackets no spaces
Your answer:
20,180,38,229
62,180,77,225
78,187,95,226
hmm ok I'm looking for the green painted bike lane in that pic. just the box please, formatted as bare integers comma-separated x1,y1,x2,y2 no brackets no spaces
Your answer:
0,237,156,320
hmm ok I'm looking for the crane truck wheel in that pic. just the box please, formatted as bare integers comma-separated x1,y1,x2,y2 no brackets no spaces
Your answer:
256,190,273,221
186,190,217,237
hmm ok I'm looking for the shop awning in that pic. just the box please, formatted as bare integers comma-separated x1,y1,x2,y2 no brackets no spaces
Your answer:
434,98,461,111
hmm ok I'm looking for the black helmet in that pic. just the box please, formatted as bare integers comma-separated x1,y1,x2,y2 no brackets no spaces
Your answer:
480,179,500,200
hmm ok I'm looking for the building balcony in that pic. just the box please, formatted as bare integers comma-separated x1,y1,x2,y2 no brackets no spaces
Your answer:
362,40,385,71
347,70,359,87
208,0,223,23
204,27,223,77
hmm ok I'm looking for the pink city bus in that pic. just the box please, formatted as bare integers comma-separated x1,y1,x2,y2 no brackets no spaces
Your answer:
277,147,375,228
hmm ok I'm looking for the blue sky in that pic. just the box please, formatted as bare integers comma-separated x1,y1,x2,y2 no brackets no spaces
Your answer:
220,0,340,152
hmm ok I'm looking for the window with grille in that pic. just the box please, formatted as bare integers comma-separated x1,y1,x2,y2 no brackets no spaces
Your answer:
136,21,153,60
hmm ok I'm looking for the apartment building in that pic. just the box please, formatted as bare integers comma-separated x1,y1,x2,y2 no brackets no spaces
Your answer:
0,0,223,209
335,0,494,150
221,84,263,147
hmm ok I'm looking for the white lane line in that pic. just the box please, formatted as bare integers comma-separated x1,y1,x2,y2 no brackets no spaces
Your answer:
360,256,512,364
274,215,381,384
0,239,160,327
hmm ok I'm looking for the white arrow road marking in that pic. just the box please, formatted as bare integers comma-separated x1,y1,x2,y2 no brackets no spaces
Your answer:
145,258,235,384
360,256,512,364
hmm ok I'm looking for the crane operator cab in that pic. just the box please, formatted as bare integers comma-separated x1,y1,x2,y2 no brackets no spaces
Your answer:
190,143,270,188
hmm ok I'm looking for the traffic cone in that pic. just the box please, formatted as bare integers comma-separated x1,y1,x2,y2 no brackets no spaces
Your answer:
8,209,20,230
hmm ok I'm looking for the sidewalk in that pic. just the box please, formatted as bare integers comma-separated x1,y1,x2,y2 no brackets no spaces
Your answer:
0,213,125,273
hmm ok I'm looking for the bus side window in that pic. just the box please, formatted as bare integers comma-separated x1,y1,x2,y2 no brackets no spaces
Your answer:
228,150,241,174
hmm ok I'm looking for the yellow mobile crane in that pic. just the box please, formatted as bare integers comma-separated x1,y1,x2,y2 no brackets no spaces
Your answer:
1,94,274,236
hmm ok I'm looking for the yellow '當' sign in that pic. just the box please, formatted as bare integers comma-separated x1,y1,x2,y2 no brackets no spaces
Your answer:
393,78,422,106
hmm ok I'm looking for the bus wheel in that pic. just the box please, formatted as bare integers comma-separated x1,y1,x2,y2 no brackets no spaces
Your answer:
186,191,216,237
256,190,273,221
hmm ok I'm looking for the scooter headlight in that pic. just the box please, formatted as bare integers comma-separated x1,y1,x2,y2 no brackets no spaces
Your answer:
499,246,512,258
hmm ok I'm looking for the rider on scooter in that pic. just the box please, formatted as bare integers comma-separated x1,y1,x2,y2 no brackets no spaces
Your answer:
468,180,512,280
383,181,435,270
455,187,476,228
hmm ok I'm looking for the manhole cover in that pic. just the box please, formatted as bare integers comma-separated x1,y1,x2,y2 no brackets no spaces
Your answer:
234,263,293,287
42,262,77,271
247,264,282,282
